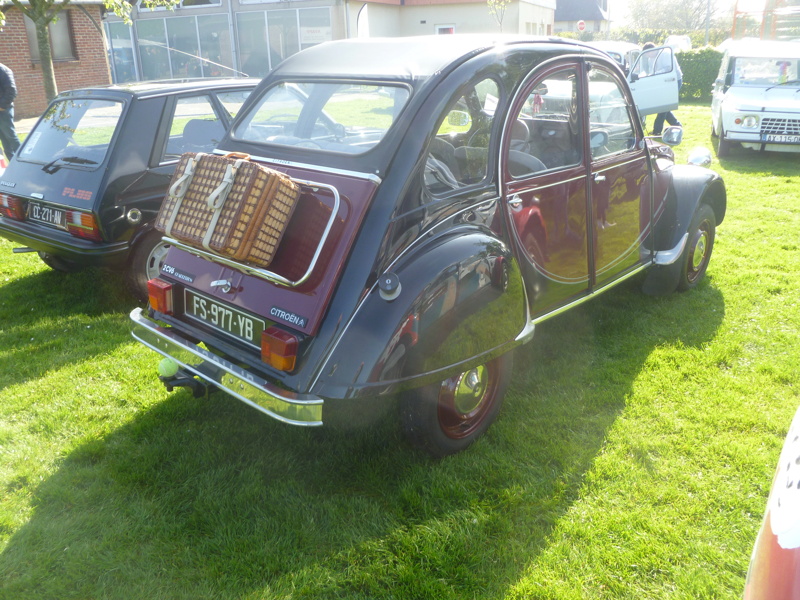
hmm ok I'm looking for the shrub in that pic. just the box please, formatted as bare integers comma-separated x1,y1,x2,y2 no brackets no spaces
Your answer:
678,47,724,102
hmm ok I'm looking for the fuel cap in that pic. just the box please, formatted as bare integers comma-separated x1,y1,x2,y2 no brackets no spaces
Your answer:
378,272,401,301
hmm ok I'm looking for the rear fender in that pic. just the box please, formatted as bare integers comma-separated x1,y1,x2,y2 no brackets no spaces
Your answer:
312,230,526,399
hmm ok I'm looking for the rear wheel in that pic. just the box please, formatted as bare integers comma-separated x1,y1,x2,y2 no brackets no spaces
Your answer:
38,251,83,273
678,203,716,291
401,353,513,457
126,230,170,301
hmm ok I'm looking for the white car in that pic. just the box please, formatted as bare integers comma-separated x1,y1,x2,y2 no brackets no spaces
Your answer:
586,41,641,74
582,43,679,118
711,40,800,157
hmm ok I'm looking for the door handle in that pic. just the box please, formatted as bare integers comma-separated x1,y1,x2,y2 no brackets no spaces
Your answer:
593,174,607,183
508,194,523,209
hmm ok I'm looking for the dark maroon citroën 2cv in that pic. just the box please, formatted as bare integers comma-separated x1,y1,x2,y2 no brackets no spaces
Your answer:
131,35,726,457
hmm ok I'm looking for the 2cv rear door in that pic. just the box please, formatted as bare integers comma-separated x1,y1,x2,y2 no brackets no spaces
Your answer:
501,57,652,320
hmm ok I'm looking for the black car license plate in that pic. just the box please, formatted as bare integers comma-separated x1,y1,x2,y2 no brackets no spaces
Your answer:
27,201,66,228
184,289,265,347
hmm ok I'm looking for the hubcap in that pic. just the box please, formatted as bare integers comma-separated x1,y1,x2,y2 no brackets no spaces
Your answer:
453,367,487,415
147,241,170,280
691,231,708,271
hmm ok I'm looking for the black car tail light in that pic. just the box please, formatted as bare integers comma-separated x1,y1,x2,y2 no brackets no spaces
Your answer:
65,210,103,242
0,194,25,221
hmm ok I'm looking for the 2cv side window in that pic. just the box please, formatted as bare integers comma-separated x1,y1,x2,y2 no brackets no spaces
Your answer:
587,67,637,159
424,77,500,195
508,67,583,178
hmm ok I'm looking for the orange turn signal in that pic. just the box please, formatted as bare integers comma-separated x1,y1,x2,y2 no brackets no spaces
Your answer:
261,326,298,371
147,278,174,315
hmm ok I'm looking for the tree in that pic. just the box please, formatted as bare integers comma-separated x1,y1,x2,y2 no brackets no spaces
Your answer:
0,0,177,102
628,0,722,30
487,0,511,32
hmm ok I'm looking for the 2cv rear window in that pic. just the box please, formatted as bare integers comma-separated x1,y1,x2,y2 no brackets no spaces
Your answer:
233,82,410,154
18,98,123,169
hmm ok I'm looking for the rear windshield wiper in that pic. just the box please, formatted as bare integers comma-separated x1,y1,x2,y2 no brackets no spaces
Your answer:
42,155,99,174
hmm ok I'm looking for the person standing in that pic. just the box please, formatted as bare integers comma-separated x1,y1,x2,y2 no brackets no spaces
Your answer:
642,42,682,136
0,62,22,160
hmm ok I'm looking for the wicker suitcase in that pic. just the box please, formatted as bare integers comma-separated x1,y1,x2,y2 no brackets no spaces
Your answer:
155,152,300,268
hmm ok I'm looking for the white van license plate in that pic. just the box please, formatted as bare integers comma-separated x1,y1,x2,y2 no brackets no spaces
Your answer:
763,134,800,143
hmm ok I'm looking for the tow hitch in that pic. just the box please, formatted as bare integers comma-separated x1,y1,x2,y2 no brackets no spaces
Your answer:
157,358,208,397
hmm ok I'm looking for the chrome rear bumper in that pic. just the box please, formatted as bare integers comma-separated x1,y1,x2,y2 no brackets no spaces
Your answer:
130,307,323,426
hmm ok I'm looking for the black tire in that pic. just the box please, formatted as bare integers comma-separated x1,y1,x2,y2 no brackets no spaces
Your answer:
400,353,513,457
37,251,83,273
678,203,716,292
716,129,732,157
126,230,170,301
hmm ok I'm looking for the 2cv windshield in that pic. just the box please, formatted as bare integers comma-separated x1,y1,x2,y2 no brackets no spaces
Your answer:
233,82,411,154
18,98,123,169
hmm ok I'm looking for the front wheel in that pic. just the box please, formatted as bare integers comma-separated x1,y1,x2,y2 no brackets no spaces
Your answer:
400,353,513,457
126,230,170,301
716,129,732,157
678,204,716,291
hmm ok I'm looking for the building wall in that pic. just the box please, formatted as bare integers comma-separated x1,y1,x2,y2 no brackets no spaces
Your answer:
398,3,510,35
518,2,555,35
0,6,111,119
349,0,554,39
349,3,403,37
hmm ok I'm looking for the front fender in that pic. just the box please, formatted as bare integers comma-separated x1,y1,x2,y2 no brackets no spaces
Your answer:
311,230,526,400
653,164,726,253
644,164,726,294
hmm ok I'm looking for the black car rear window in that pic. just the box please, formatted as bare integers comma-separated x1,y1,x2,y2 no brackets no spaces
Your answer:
18,98,124,169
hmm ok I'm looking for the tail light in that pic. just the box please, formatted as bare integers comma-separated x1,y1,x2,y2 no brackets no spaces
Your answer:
261,326,298,371
147,278,174,315
66,210,102,242
0,194,25,220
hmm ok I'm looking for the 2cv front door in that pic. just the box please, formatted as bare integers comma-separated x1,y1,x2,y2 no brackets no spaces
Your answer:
501,58,653,320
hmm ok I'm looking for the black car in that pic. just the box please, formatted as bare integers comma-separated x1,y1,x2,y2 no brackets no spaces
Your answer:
0,78,255,298
131,36,726,456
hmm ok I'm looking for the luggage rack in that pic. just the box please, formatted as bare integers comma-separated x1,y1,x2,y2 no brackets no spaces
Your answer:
163,178,340,288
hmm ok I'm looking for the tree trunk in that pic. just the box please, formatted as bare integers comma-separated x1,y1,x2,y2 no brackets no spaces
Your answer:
34,17,58,101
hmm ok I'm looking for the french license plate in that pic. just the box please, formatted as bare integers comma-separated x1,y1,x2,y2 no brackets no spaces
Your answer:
762,134,800,144
184,289,265,347
27,201,66,228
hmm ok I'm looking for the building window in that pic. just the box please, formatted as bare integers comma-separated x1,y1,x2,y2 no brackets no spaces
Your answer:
25,13,76,62
137,0,220,10
106,21,138,83
136,14,234,79
237,8,330,78
436,25,455,34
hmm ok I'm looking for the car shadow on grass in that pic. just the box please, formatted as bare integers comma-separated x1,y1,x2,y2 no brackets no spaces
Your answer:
711,146,800,176
0,278,725,600
0,266,136,389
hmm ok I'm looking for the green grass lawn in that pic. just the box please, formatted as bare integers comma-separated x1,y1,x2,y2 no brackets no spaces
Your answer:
1,104,798,599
